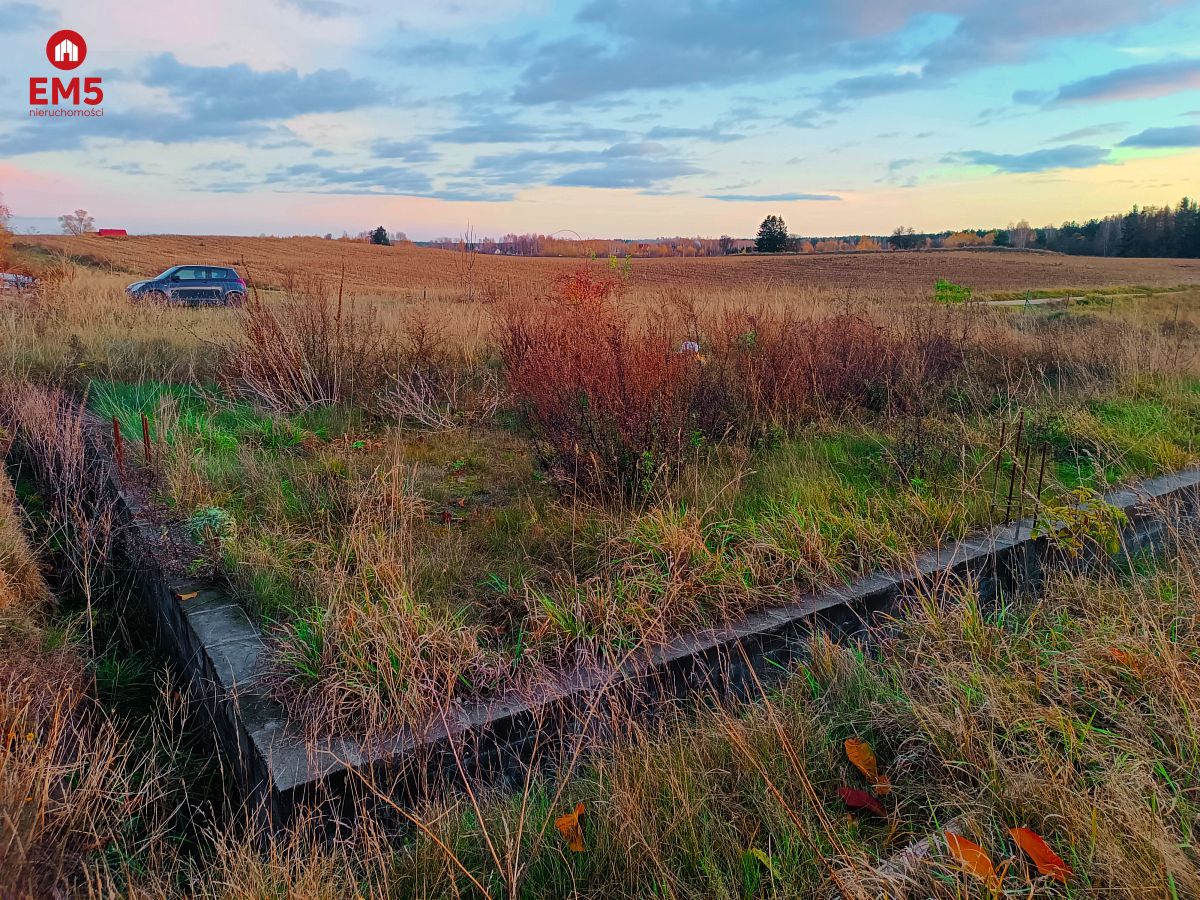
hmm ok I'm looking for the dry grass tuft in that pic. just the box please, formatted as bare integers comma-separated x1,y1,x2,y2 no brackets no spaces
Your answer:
263,453,498,734
0,468,49,620
223,272,396,411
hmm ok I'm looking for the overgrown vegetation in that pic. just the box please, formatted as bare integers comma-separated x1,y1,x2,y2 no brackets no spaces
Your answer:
4,444,1200,895
2,253,1197,734
0,451,218,899
2,245,1200,895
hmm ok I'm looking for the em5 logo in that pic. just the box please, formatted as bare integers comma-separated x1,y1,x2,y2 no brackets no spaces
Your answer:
30,29,104,111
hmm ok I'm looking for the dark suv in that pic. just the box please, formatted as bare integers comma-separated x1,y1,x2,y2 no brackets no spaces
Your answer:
127,265,247,306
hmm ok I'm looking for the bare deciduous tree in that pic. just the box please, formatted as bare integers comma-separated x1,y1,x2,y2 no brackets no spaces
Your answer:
454,225,479,302
59,209,95,235
1009,219,1033,250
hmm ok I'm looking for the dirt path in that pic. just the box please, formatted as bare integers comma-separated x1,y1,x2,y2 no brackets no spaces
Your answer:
984,287,1191,307
985,296,1066,307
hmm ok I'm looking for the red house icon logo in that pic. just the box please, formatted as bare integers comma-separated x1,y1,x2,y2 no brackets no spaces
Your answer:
46,30,87,71
54,38,78,64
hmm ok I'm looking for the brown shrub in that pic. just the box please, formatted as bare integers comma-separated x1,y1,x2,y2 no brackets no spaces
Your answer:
497,271,964,497
497,270,703,498
381,309,501,431
223,271,395,410
0,382,117,612
702,305,962,429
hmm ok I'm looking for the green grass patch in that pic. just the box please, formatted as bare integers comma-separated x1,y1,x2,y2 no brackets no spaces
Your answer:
985,284,1180,302
934,278,972,304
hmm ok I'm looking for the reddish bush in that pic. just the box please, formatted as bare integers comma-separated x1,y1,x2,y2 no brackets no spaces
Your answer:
498,272,965,497
497,270,703,497
703,306,962,430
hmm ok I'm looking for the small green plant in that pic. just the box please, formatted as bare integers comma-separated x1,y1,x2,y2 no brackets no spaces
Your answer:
1026,410,1075,457
478,572,511,594
187,506,235,544
608,253,633,281
934,278,973,304
447,456,474,476
534,589,590,639
639,449,659,497
1033,486,1128,557
736,329,757,352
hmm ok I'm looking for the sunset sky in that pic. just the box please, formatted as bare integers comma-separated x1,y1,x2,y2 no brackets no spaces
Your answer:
2,0,1199,238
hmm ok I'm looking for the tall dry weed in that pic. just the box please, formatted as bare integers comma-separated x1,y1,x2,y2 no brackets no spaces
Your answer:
223,270,395,410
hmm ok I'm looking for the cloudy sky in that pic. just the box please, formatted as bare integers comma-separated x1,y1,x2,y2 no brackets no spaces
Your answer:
1,0,1199,237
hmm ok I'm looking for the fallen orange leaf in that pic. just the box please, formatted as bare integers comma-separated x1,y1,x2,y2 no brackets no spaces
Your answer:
177,591,198,601
555,802,586,853
838,786,886,817
1107,647,1144,676
945,832,999,889
1009,827,1072,882
844,738,891,795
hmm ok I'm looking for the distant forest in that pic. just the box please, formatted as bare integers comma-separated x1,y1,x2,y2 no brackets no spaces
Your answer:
1014,197,1200,258
814,197,1200,258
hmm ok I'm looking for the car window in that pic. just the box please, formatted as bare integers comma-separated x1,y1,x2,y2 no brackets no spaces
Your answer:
155,267,177,279
215,268,234,280
173,267,198,280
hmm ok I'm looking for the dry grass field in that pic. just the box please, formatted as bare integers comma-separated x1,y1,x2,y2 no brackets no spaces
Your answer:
17,233,1200,299
3,252,1200,897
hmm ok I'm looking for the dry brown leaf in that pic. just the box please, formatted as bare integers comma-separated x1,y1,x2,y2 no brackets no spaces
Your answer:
1107,646,1144,676
945,832,1000,889
555,802,586,852
1009,827,1072,882
845,737,891,795
177,591,198,601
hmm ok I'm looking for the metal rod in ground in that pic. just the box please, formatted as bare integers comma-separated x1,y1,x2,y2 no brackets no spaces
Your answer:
990,416,1008,522
1015,443,1032,538
141,412,152,464
112,416,125,480
1032,444,1048,531
1003,410,1025,523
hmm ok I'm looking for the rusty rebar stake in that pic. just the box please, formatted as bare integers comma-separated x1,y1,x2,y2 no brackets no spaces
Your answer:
1032,444,1048,530
990,416,1008,522
141,412,152,464
1014,443,1032,538
1002,412,1024,523
112,416,125,481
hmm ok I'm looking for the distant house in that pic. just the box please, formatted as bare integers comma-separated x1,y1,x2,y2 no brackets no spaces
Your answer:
97,228,127,237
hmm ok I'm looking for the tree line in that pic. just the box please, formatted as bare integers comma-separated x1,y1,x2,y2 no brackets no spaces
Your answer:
1030,198,1200,258
753,198,1200,258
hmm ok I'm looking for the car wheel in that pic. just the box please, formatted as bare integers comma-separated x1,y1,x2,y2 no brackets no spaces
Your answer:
225,291,245,307
145,289,168,304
